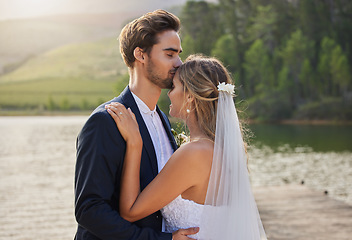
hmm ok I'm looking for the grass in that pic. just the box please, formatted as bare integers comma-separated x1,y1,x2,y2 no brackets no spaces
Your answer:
0,37,128,112
0,78,116,108
0,37,124,82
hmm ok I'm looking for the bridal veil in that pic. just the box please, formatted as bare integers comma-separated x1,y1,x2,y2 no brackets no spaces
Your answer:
199,84,267,240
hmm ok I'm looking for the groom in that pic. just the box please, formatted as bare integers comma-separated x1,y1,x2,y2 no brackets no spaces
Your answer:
74,10,198,240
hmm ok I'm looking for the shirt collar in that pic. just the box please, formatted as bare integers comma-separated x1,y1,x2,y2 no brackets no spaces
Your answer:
131,91,156,114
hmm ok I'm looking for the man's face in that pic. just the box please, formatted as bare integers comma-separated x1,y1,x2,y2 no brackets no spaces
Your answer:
145,30,182,89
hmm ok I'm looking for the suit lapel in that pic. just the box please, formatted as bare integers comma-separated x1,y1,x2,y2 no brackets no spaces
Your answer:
119,87,159,177
156,107,178,152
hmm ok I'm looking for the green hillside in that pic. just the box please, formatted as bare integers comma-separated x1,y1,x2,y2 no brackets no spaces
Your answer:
0,9,182,115
0,11,151,76
0,37,127,112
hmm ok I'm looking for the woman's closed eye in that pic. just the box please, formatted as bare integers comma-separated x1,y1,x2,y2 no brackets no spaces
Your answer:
168,85,174,93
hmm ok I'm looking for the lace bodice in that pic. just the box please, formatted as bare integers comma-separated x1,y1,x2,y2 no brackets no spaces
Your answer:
161,195,204,239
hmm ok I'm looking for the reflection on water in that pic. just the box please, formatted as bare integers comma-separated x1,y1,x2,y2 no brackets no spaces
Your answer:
0,116,351,238
249,123,352,152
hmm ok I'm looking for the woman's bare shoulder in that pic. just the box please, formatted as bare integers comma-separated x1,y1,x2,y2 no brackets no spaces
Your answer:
173,140,214,167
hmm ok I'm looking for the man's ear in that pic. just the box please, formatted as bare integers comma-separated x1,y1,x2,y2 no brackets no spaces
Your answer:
133,47,145,63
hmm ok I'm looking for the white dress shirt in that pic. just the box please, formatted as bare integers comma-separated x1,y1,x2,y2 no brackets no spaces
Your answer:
131,92,173,172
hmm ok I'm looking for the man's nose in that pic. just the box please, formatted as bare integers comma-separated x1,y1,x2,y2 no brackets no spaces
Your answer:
174,56,182,68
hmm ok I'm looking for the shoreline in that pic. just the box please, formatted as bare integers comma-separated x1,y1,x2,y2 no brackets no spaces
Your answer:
247,118,352,126
0,110,92,116
1,110,351,125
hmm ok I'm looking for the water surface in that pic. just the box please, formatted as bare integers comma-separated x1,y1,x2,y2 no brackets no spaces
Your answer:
248,123,352,204
249,123,352,152
0,116,351,239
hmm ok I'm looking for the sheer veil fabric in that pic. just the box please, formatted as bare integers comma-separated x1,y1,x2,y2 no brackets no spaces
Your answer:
198,90,267,240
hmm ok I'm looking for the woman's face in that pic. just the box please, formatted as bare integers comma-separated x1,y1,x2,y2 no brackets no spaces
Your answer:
167,71,186,118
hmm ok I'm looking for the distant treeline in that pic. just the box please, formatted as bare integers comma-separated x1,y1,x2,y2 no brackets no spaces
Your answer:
178,0,352,121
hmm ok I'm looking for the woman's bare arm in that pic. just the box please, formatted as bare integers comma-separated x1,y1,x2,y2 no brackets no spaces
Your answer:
120,144,209,222
106,102,211,222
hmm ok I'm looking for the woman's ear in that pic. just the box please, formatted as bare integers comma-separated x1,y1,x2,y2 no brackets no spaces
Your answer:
133,47,145,63
186,94,194,104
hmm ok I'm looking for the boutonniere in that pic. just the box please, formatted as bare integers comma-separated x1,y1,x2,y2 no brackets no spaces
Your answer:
171,128,189,147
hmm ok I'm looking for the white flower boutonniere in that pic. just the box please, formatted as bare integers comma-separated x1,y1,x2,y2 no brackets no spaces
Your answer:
171,128,189,147
217,82,235,95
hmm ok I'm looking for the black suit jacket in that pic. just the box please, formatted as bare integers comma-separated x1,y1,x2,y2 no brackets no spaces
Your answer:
75,86,177,240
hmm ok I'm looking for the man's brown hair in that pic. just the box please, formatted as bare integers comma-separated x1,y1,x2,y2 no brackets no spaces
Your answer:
119,9,180,68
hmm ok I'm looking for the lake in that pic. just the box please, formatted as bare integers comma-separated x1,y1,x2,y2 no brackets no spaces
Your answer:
0,116,351,239
247,123,352,205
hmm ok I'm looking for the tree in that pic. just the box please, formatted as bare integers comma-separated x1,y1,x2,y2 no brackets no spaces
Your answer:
211,34,238,72
299,58,315,99
218,0,254,81
247,4,278,53
46,95,56,110
297,0,332,43
243,39,274,97
333,0,352,65
317,37,351,96
175,0,352,121
317,37,336,95
277,65,293,105
60,97,70,111
180,34,195,61
330,45,351,95
180,1,224,55
280,29,314,106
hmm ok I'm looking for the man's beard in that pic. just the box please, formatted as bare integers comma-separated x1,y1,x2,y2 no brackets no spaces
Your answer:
146,58,174,89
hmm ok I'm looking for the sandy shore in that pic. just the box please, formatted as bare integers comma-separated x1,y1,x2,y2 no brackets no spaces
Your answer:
1,182,351,239
1,177,351,239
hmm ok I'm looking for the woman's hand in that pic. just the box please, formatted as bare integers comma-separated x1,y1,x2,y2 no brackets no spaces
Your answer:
105,102,142,147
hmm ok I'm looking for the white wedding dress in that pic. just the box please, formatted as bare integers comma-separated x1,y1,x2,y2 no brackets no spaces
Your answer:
161,195,205,239
161,85,267,240
160,86,267,240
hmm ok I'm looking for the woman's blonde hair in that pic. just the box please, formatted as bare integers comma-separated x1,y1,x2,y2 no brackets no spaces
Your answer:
177,54,233,140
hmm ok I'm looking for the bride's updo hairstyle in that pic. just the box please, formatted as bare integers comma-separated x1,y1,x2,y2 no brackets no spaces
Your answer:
177,54,232,140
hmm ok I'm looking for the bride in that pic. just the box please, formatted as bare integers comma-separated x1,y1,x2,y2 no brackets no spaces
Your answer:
106,55,267,240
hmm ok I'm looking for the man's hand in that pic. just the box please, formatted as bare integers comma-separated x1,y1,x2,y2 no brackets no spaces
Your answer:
172,227,199,240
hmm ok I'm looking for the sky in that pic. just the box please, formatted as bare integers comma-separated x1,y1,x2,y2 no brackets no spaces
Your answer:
0,0,194,20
